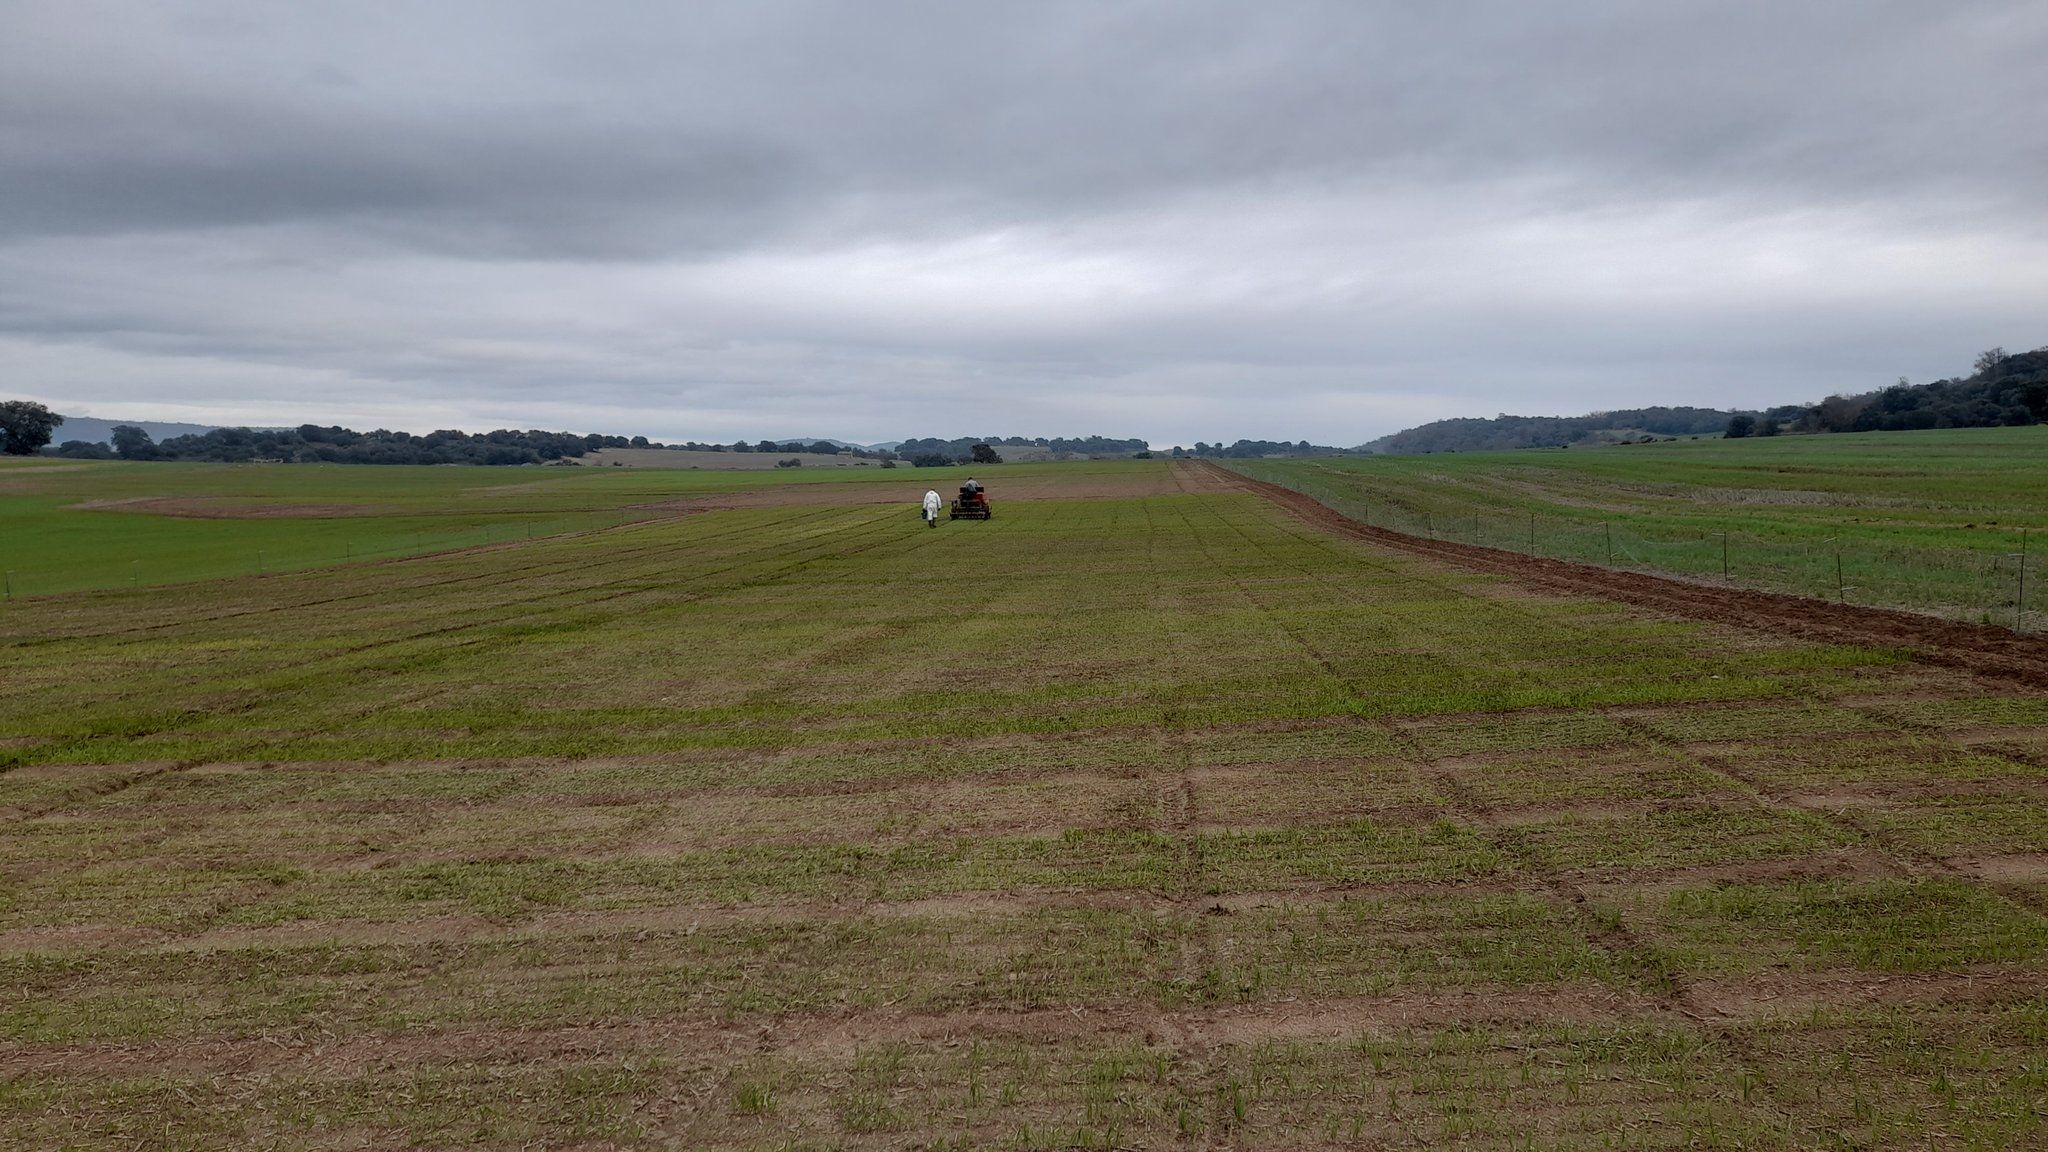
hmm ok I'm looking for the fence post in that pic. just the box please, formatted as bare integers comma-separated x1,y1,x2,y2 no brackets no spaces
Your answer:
1721,533,1729,582
1528,512,1537,554
1834,543,1844,603
2019,528,2029,631
1605,523,1613,565
257,550,265,575
1425,512,1434,540
3,571,11,599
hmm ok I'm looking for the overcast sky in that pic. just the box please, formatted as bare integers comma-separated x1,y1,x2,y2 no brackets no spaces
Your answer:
3,1,2045,446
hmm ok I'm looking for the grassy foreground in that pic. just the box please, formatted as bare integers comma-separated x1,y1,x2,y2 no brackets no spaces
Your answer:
3,460,2048,1148
1234,427,2048,627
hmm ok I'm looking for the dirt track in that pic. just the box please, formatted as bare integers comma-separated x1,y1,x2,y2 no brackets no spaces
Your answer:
1199,460,2048,692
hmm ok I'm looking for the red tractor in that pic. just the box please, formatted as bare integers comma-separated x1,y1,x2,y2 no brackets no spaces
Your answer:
949,480,991,520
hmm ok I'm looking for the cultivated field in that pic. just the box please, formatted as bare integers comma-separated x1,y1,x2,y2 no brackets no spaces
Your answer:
1236,427,2048,627
4,458,2048,1148
0,457,1141,596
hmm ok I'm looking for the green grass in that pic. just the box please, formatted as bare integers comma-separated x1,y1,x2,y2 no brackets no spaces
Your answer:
1234,426,2048,625
0,455,1128,595
4,456,2047,1147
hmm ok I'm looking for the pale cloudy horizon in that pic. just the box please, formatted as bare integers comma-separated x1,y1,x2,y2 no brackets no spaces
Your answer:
4,1,2045,445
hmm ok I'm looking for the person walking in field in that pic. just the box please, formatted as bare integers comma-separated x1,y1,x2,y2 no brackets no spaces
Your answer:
922,489,942,526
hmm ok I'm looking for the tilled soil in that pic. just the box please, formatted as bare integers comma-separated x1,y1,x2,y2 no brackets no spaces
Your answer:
1202,460,2048,691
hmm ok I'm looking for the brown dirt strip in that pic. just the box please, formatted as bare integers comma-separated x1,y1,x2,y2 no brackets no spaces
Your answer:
15,967,2044,1081
0,987,1672,1079
1200,461,2048,691
0,850,1917,960
1687,965,2048,1021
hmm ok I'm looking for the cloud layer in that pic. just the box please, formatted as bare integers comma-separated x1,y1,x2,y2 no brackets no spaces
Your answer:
4,1,2045,443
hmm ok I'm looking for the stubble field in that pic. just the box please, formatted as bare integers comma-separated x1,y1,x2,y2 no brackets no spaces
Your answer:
4,458,2048,1149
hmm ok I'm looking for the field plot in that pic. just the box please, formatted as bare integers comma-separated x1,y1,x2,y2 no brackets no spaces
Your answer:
1235,427,2048,627
0,457,1145,596
4,459,2048,1148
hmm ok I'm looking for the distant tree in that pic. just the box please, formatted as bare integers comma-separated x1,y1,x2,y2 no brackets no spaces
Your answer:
970,443,1003,464
755,440,777,453
879,458,898,469
1724,413,1756,438
1755,416,1780,437
629,435,649,448
775,457,803,468
1976,347,2010,377
0,400,62,456
55,439,114,459
910,452,953,467
110,424,156,460
808,440,843,455
1134,450,1153,459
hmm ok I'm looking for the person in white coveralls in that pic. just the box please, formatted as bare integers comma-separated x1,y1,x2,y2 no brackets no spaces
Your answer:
922,489,942,526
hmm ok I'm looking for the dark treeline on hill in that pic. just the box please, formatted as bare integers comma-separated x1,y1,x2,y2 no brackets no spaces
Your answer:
894,435,1149,463
56,424,641,465
1744,346,2048,437
44,422,1157,466
1171,439,1355,458
1366,345,2048,453
1366,407,1734,454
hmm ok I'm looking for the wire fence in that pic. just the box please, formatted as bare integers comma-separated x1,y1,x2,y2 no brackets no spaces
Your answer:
1230,464,2038,633
0,507,662,600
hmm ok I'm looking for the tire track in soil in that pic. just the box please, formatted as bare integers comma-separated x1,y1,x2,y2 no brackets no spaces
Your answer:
1410,744,1826,1143
1203,462,1828,1136
1616,688,2048,920
1205,458,2039,1136
1138,496,1232,1149
1204,461,2048,692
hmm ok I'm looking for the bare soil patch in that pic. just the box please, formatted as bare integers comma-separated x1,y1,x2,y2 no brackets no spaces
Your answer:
1954,852,2048,882
1193,986,1664,1044
1689,965,2044,1022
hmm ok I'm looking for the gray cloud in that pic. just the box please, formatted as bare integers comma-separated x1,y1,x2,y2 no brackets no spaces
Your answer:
3,0,2045,444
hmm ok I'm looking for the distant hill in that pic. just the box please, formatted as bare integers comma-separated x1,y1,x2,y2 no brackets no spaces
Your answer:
1362,407,1736,454
53,416,224,446
1363,346,2048,453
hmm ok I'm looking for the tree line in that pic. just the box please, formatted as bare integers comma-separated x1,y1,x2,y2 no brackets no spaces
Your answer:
1727,346,2048,438
0,405,1162,466
893,435,1149,463
1170,439,1354,459
49,424,637,465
